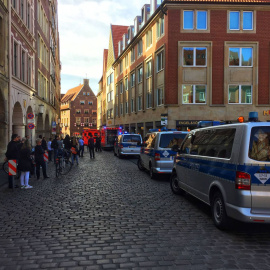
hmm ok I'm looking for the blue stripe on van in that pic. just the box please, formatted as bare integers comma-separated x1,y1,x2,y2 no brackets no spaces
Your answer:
176,157,270,185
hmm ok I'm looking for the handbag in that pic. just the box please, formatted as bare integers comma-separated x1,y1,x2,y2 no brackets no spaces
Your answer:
71,147,77,155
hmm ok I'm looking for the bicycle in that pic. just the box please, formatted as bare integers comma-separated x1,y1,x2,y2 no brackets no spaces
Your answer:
55,149,72,178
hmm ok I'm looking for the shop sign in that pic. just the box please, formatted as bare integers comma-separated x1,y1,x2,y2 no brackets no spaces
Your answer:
176,120,201,127
263,110,270,116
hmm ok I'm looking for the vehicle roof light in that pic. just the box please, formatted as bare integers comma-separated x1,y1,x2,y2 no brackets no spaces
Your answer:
238,116,244,123
248,112,258,122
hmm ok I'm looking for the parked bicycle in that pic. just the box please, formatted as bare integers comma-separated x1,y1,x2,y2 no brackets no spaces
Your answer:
55,149,72,178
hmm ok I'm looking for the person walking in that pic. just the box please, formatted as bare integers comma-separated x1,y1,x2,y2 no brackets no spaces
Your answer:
88,134,95,159
47,138,52,162
51,135,59,163
71,137,79,165
63,135,71,150
96,135,102,152
5,134,20,188
18,140,33,189
35,138,49,180
78,137,84,157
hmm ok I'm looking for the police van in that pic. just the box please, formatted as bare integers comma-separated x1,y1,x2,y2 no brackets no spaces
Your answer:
113,133,142,158
170,112,270,229
138,129,188,179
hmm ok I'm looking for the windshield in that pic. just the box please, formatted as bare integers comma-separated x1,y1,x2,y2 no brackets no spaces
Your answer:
123,135,141,142
249,126,270,161
159,133,187,148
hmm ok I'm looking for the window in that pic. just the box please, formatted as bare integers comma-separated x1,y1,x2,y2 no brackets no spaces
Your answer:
125,55,128,68
183,10,207,30
120,60,123,73
76,109,81,114
229,47,252,67
138,39,143,57
88,101,93,105
12,0,16,9
27,3,30,29
21,0,24,20
146,61,152,78
84,117,89,123
146,92,152,109
131,73,135,87
182,85,206,104
76,117,81,124
157,16,164,38
120,81,123,94
183,47,207,66
125,77,128,91
28,57,32,86
157,88,163,106
131,47,135,63
13,42,18,77
138,96,142,111
131,99,134,112
120,103,123,115
84,110,89,114
229,11,253,31
80,100,85,105
157,51,164,72
125,101,128,113
229,85,252,104
87,92,90,96
21,51,25,82
83,92,86,95
146,28,152,48
138,67,143,83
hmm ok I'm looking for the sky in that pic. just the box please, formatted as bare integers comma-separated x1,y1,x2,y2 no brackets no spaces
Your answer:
58,0,149,95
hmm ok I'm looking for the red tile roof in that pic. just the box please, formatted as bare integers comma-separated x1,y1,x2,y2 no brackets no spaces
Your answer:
111,25,129,59
61,84,83,103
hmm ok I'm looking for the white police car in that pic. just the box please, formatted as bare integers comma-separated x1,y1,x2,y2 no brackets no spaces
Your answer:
138,129,188,179
171,112,270,229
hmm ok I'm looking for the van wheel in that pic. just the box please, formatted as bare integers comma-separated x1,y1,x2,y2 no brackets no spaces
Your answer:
211,192,229,230
149,165,156,179
137,158,144,171
170,172,185,195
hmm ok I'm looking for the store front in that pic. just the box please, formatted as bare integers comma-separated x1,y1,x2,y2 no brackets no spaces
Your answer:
176,120,202,131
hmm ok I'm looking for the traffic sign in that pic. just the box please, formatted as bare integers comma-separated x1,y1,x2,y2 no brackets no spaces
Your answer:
27,119,35,124
27,123,35,129
27,112,34,119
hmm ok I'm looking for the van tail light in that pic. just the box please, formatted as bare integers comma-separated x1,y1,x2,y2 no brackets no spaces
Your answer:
155,153,160,161
120,144,124,148
235,171,251,190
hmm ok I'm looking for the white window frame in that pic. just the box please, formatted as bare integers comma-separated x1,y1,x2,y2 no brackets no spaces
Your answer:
157,88,163,106
182,85,207,104
138,96,142,111
183,10,207,31
156,51,164,72
229,47,253,67
228,85,252,104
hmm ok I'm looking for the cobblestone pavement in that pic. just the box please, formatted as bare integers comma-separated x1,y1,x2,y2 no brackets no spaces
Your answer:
1,151,270,270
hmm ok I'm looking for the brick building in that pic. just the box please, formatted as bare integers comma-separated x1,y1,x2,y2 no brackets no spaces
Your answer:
99,0,270,138
61,79,97,137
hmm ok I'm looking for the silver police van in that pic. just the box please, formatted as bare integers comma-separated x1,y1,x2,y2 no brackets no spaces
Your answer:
113,133,142,158
170,112,270,229
138,129,188,179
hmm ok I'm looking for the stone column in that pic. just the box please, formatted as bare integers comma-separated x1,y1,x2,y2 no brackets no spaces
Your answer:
13,125,25,138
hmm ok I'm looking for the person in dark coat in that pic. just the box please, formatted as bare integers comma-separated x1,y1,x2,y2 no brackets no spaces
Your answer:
5,134,20,188
18,140,33,189
63,135,72,150
35,138,49,180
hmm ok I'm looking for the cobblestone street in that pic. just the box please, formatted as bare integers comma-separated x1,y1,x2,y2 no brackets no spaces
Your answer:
1,151,270,270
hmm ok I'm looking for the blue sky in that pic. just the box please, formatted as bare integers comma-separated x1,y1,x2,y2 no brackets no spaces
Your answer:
58,0,149,94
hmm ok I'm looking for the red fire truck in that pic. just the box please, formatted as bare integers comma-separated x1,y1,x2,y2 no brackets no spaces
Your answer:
82,129,100,145
100,127,122,149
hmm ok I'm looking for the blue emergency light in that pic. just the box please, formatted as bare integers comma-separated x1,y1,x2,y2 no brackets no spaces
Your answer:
248,112,258,122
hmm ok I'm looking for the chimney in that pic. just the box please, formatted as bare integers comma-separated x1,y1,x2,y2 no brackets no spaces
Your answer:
84,79,89,85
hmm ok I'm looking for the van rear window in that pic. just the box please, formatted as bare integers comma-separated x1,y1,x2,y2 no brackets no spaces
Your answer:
159,133,187,148
190,128,236,158
249,127,270,161
123,135,141,143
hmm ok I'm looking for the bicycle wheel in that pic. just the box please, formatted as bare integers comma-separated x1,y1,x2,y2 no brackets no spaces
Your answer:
60,160,72,175
55,160,60,178
3,161,8,174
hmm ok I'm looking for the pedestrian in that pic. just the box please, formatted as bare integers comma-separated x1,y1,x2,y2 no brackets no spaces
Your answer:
78,137,84,157
17,137,26,152
63,135,71,150
34,138,49,180
88,134,95,159
5,134,20,188
47,138,52,162
41,136,47,151
18,139,33,189
96,135,102,152
51,135,59,163
71,137,79,165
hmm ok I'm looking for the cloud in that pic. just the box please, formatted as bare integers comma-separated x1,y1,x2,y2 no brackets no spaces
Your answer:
58,0,149,94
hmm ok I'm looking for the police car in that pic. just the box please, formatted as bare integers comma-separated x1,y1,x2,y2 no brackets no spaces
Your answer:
138,129,188,179
170,112,270,229
113,133,142,158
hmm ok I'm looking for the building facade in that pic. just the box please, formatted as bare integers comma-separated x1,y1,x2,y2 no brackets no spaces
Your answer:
60,79,97,137
107,0,270,138
8,0,61,151
0,0,9,158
